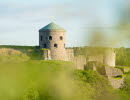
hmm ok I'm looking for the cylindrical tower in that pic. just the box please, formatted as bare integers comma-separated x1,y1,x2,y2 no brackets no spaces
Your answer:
103,49,115,67
39,22,67,61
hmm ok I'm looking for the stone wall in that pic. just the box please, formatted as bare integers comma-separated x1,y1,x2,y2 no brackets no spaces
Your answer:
72,55,86,70
66,48,74,61
104,49,115,67
105,66,124,88
66,49,86,70
105,66,123,77
108,76,124,89
88,55,103,63
42,49,51,60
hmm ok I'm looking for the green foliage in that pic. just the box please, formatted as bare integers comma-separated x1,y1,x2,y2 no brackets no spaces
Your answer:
0,60,115,100
116,76,130,100
23,88,40,100
116,47,130,67
1,46,130,100
73,70,113,99
121,77,130,93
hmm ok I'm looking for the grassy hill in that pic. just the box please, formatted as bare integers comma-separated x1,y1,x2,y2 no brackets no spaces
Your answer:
0,59,118,100
0,46,130,100
0,45,38,49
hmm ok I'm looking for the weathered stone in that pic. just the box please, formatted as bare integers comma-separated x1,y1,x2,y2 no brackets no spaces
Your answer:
39,23,124,89
108,76,124,89
105,66,123,77
72,55,86,70
39,23,67,61
104,49,115,67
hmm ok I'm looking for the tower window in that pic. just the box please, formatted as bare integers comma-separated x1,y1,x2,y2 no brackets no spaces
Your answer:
49,36,52,40
60,36,63,40
54,44,58,48
44,44,47,48
41,36,42,41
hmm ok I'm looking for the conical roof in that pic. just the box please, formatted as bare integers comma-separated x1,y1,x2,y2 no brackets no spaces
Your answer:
39,22,65,31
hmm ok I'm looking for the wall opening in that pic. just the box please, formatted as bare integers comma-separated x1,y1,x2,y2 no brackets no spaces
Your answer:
60,36,63,40
54,44,58,48
44,44,47,48
64,44,65,48
49,36,52,40
41,36,42,41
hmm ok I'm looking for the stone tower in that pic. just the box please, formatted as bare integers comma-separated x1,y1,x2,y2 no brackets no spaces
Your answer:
39,22,67,61
103,49,115,67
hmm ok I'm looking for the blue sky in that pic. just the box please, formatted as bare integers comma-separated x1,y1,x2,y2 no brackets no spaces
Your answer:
0,0,126,47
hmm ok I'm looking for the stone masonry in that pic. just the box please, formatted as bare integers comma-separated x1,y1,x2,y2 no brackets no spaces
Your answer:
39,22,124,88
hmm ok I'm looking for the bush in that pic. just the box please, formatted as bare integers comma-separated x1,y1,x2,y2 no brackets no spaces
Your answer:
23,88,40,100
73,70,113,99
0,60,119,100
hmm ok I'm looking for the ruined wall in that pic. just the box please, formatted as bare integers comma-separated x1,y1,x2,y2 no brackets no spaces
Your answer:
66,48,74,61
88,55,103,63
108,76,124,89
105,66,123,77
66,48,86,70
72,55,86,70
105,66,124,88
42,49,51,60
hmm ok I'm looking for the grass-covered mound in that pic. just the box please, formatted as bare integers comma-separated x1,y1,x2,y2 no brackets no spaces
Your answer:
0,45,37,49
0,48,30,62
0,60,116,100
0,46,42,60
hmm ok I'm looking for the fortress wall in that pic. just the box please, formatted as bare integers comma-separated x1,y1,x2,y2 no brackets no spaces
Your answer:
66,49,87,70
42,49,51,60
72,55,86,70
88,55,103,63
66,48,74,61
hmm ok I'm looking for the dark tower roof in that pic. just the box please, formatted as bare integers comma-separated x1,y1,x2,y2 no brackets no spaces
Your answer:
39,22,65,32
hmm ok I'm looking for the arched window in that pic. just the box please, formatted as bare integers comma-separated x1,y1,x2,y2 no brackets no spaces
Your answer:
41,36,42,41
49,36,52,40
44,44,47,48
60,36,63,40
54,44,58,48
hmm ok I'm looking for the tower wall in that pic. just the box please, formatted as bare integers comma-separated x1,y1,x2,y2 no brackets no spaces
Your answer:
39,30,67,61
103,49,115,67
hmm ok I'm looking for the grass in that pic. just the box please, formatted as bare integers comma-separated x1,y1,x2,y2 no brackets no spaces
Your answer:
111,75,125,79
0,46,130,100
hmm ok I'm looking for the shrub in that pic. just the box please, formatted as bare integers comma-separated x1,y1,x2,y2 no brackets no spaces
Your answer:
23,88,40,100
